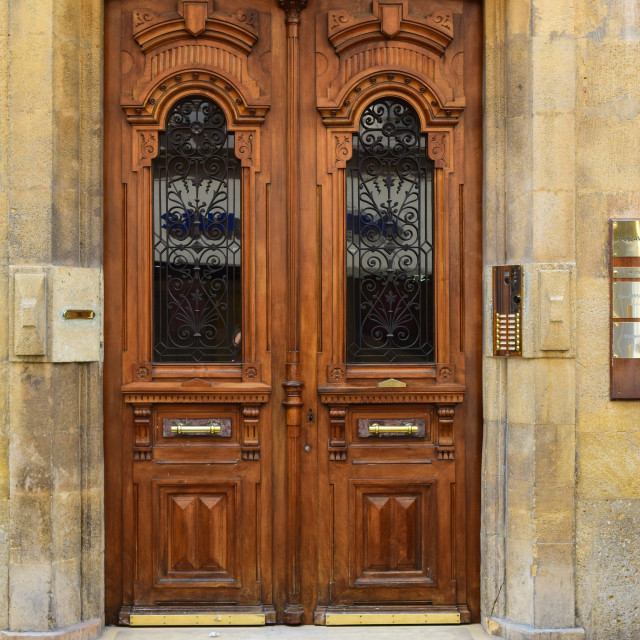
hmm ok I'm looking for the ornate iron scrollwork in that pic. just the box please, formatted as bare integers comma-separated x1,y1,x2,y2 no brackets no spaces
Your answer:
153,96,241,362
346,97,434,363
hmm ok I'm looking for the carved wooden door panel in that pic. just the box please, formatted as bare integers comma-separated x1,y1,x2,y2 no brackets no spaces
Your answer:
104,0,481,625
304,0,483,624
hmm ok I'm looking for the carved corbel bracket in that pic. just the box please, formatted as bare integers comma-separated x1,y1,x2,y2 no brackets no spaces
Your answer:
427,130,451,169
234,129,260,170
330,134,353,170
134,129,159,169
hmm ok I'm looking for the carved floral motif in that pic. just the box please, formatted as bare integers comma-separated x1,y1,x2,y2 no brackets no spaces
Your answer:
138,131,158,166
428,131,448,168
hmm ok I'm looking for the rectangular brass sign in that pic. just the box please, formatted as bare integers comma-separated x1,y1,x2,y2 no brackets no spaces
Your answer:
612,220,640,257
612,323,640,359
613,267,640,279
612,281,640,318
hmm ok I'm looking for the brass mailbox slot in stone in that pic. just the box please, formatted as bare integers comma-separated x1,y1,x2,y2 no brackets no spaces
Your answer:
63,309,96,320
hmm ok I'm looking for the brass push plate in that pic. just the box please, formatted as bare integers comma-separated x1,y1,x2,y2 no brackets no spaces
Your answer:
612,322,640,358
612,281,640,318
492,265,523,356
612,220,640,257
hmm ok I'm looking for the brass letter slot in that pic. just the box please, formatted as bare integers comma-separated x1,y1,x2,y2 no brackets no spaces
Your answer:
369,422,418,435
63,309,96,320
171,423,221,435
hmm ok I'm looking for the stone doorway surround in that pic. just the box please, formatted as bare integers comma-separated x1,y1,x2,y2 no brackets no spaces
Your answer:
2,0,638,638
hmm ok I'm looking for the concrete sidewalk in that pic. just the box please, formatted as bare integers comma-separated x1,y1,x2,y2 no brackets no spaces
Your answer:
100,624,493,640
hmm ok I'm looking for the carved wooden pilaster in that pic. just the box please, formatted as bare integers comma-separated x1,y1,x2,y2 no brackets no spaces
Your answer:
436,405,455,459
133,405,152,461
241,403,261,460
328,406,347,461
279,0,307,624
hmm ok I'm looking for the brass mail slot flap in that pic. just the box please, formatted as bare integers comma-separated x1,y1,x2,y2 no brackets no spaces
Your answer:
163,417,232,437
63,309,95,320
129,613,265,626
325,612,461,625
358,418,426,438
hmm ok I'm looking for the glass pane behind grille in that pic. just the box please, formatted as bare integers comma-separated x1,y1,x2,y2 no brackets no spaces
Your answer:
346,98,434,363
152,97,241,363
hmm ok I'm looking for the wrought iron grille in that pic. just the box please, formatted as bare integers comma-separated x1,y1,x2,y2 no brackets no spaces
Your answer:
346,98,434,363
152,96,241,362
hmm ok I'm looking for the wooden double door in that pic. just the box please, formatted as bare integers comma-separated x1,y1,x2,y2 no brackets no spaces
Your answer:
104,0,482,625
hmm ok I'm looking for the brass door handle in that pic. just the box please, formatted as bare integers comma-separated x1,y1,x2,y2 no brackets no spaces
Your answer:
368,423,418,435
170,423,221,435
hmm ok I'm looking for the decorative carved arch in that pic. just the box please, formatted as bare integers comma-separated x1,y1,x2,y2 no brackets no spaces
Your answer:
319,71,463,129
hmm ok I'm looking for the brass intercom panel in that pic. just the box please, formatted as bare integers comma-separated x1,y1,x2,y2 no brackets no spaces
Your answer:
492,265,522,357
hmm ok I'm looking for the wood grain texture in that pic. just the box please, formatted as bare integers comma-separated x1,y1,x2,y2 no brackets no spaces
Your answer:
105,0,482,624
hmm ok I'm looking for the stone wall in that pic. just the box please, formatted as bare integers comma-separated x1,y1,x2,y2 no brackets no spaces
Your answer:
0,0,104,636
482,0,640,638
574,0,640,637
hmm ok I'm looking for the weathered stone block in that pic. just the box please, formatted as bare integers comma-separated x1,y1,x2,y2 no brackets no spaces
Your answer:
535,483,574,543
9,362,53,434
9,494,52,564
532,191,576,264
506,537,535,625
577,499,640,639
534,360,575,423
52,557,81,627
578,431,640,499
507,360,536,424
534,542,575,628
507,424,535,481
8,562,51,631
532,36,576,113
9,432,52,495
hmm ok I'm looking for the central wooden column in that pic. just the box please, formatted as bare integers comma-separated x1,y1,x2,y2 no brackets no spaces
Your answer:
278,0,308,625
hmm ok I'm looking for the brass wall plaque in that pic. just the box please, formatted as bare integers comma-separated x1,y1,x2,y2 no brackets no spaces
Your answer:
613,323,640,358
613,267,640,279
612,281,640,318
612,220,640,257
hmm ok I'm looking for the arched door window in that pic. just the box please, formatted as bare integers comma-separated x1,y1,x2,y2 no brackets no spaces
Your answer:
346,97,434,363
152,96,242,363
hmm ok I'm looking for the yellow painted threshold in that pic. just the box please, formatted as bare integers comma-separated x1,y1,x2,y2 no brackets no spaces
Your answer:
325,612,461,625
129,613,265,626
